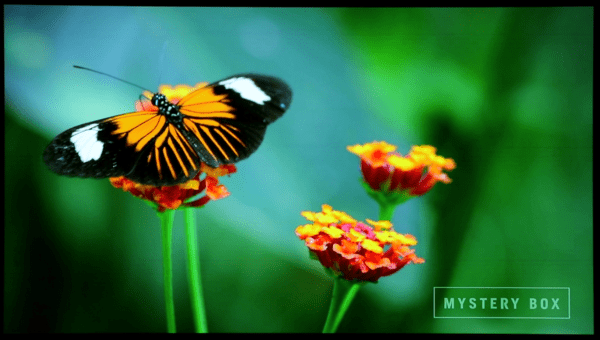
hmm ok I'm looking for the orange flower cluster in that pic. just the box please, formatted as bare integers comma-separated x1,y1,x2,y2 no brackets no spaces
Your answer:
110,163,236,212
296,204,424,283
348,142,456,196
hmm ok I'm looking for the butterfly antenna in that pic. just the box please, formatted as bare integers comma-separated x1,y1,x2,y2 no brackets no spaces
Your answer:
157,41,169,85
73,65,154,95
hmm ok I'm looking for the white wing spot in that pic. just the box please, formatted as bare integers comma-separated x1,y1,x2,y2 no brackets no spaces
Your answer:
70,123,104,162
219,77,271,105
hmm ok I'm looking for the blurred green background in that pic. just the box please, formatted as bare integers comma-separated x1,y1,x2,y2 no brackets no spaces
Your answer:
4,6,592,333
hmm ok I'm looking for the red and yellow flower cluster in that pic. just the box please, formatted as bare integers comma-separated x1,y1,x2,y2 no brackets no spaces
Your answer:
296,204,424,283
110,163,236,212
348,142,456,196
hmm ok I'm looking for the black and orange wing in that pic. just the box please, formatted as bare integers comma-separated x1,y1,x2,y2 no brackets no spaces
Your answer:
43,73,292,187
177,73,292,167
43,110,204,186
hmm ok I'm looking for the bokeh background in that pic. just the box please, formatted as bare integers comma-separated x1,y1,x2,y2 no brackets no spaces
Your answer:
4,6,593,333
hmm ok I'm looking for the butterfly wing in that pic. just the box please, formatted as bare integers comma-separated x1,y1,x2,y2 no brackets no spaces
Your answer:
43,110,203,186
43,73,292,186
177,73,292,167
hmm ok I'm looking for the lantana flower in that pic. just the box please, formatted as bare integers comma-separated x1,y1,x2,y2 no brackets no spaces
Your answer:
296,204,424,283
110,162,236,212
347,142,456,207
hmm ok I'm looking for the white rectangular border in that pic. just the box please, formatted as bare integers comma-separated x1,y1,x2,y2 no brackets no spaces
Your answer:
433,287,570,319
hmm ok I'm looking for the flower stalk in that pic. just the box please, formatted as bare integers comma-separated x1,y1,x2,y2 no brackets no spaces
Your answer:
184,207,208,333
322,277,363,333
159,209,177,333
377,200,396,221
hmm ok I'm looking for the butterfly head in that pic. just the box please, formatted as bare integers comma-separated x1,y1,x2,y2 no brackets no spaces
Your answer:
151,93,181,120
151,93,168,107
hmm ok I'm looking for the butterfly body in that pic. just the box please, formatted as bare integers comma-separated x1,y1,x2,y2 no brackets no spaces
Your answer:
152,94,181,121
43,73,292,186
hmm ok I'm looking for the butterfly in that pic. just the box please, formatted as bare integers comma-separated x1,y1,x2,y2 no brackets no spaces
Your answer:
43,69,292,186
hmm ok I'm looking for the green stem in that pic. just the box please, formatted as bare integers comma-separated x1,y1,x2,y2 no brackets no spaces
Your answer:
322,276,363,333
184,208,208,333
378,201,396,221
159,209,177,333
